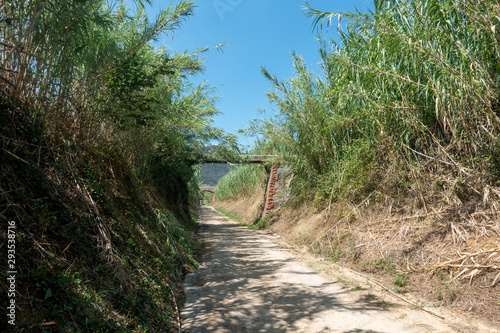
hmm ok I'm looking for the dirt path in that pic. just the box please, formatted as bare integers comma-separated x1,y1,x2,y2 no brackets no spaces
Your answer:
181,206,497,333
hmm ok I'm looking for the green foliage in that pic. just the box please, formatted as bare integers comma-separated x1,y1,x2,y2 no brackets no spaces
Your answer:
337,277,350,289
394,273,410,293
253,0,500,203
250,215,271,230
201,191,214,204
215,164,268,201
0,0,235,330
375,255,397,275
329,247,344,262
2,0,238,207
432,277,459,304
0,102,202,330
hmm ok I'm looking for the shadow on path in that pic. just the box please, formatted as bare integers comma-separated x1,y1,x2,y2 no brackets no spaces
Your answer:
181,207,441,333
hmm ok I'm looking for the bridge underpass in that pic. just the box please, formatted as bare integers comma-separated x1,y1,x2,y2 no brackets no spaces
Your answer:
199,185,216,205
199,155,279,217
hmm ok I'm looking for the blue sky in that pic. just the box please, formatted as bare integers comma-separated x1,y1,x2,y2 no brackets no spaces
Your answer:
146,0,372,149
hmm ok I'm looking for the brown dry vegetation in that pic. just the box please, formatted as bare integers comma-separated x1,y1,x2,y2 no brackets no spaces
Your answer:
233,4,500,326
215,185,265,225
216,183,500,328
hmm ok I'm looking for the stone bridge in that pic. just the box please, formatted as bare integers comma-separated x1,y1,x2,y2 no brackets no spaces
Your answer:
200,185,216,205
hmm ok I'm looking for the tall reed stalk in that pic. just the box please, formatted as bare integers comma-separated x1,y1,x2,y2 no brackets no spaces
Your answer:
254,0,500,203
215,164,267,201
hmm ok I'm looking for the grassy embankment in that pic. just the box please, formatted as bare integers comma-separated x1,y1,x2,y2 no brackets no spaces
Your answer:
0,1,237,331
1,97,199,331
214,164,268,226
217,0,500,325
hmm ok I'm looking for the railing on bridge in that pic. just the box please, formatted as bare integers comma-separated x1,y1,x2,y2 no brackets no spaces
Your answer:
199,185,215,191
202,155,277,164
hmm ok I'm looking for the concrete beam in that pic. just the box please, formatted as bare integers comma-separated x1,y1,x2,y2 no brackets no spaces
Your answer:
202,155,278,164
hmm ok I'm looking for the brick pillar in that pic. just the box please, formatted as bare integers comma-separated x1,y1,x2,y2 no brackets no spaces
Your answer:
263,164,279,216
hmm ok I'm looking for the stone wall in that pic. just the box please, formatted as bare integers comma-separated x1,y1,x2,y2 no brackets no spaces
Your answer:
263,164,292,216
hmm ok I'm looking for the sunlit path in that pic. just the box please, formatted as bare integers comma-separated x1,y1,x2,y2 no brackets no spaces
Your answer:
181,206,464,333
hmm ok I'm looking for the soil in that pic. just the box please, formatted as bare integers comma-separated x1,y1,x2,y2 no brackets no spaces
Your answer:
181,206,498,332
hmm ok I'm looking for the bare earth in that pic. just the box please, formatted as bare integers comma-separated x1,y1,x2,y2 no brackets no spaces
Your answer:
181,206,498,333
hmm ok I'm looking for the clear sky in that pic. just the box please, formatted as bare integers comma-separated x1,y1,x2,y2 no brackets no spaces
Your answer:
146,0,373,149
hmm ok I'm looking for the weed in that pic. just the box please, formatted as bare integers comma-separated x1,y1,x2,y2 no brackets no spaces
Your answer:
375,254,396,275
395,273,410,287
357,260,375,272
312,244,323,255
252,218,270,230
328,247,344,262
215,164,267,201
365,293,376,300
257,0,500,208
348,234,361,262
337,277,350,289
0,0,219,329
432,278,459,304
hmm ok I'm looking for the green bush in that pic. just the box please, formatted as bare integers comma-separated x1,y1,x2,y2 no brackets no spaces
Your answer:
254,0,500,204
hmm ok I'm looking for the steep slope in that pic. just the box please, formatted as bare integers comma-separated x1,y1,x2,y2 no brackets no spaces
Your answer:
215,170,500,328
0,91,197,332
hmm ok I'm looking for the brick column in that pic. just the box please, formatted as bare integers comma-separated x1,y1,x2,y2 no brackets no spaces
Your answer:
263,164,279,216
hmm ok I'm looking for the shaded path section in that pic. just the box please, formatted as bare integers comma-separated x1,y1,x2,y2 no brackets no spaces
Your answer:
181,206,460,333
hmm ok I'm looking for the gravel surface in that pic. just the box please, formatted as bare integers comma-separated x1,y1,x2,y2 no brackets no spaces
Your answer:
181,206,498,333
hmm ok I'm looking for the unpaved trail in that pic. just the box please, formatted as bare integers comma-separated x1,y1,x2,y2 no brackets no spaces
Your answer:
181,206,497,333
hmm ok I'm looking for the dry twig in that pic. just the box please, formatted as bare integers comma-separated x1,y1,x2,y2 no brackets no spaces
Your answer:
402,248,500,286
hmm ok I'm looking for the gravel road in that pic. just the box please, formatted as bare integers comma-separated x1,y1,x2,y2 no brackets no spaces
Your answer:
181,206,497,333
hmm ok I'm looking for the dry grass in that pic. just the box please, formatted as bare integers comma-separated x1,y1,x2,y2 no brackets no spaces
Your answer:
260,186,500,327
214,162,500,327
406,248,500,286
214,185,266,224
